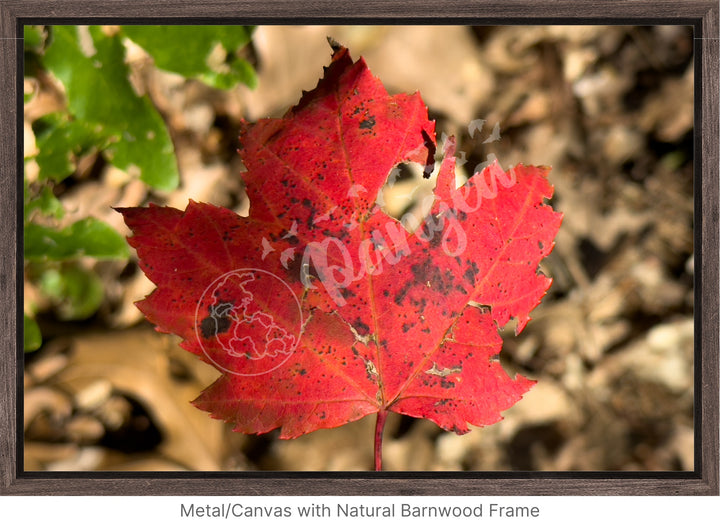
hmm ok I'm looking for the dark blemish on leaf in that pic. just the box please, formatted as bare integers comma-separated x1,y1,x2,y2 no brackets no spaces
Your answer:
463,268,476,284
200,316,227,338
410,260,431,284
419,213,444,247
383,289,390,297
281,231,300,245
287,247,315,283
440,379,456,389
339,287,356,300
412,297,428,313
538,240,544,250
307,206,317,230
351,346,360,357
200,302,234,339
421,327,431,334
394,282,412,305
359,116,376,130
456,284,468,295
402,322,413,333
429,229,443,248
352,318,370,336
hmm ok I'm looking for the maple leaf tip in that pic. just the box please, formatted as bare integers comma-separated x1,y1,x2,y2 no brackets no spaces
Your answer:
327,36,344,53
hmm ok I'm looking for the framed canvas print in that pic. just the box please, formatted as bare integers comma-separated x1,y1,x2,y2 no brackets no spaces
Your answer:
1,0,717,496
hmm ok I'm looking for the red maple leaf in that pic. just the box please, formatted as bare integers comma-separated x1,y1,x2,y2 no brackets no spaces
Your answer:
118,44,562,470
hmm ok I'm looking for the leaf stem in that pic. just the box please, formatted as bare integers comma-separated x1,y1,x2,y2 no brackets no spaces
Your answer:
374,409,388,471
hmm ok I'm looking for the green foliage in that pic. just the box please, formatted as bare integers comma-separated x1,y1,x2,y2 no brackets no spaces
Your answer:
121,25,257,90
24,314,42,352
25,218,129,262
23,24,256,351
24,182,64,221
23,25,44,52
35,264,106,321
32,113,106,183
42,26,179,190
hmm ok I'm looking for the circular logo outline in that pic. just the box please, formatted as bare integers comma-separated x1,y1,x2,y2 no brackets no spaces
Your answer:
194,268,303,377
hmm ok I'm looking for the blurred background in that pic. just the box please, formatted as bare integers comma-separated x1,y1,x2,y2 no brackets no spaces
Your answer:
23,25,694,471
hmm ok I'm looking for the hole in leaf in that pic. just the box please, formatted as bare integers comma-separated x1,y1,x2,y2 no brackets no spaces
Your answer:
377,161,436,233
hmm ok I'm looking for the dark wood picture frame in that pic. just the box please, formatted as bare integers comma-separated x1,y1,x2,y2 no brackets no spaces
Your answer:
1,0,717,496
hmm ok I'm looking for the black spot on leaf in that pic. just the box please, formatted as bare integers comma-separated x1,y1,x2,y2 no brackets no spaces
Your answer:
200,314,230,339
359,116,376,130
352,318,370,336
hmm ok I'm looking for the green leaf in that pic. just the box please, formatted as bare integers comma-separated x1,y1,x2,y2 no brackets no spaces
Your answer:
25,185,65,220
33,113,105,182
42,26,179,190
37,264,105,320
24,314,42,352
25,217,129,261
121,25,257,89
24,25,44,52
